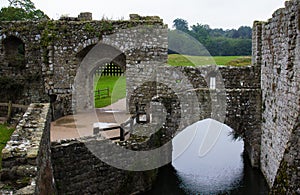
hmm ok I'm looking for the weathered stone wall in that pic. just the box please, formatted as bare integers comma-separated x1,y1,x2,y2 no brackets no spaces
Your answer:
0,22,49,105
0,4,298,192
51,137,157,194
0,14,167,119
74,23,168,113
0,103,56,194
127,63,262,167
271,114,300,194
42,16,167,118
254,0,300,191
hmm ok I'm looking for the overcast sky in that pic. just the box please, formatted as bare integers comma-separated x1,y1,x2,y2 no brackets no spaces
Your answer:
0,0,285,29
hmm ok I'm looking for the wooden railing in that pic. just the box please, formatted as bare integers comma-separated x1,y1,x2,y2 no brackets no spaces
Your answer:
94,124,130,141
120,114,137,131
94,88,110,99
93,103,150,141
0,101,28,123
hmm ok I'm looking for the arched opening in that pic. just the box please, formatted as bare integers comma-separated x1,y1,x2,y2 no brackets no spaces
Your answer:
92,53,126,109
76,44,126,108
2,36,25,68
74,43,127,109
0,36,26,103
51,43,128,141
172,119,244,194
145,119,269,194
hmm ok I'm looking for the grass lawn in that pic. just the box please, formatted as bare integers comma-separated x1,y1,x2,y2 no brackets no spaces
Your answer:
93,56,251,108
168,55,251,66
94,76,126,108
0,124,14,170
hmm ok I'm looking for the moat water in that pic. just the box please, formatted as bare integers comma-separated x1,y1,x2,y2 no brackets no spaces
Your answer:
143,119,269,195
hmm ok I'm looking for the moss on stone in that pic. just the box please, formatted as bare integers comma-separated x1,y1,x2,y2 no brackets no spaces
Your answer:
17,177,31,186
83,23,95,33
271,161,289,194
100,21,114,32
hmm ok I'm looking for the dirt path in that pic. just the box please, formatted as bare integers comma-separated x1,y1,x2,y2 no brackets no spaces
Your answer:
50,98,130,141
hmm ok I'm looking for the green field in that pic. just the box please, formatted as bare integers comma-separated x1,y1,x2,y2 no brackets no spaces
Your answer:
94,56,251,108
168,55,251,66
0,124,14,169
94,76,126,108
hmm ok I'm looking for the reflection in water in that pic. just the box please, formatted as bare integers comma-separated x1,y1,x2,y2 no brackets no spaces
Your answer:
143,119,269,195
173,119,243,194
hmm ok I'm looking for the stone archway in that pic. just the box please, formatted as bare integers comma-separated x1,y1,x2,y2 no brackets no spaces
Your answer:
2,36,25,54
0,36,26,102
92,53,126,77
75,44,96,62
2,35,26,69
73,43,126,112
91,53,126,108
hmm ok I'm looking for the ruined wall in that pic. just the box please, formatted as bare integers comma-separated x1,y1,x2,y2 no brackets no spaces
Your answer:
41,15,166,118
51,138,157,194
74,21,167,113
271,114,300,194
0,14,167,119
254,0,300,190
0,103,56,194
127,63,262,167
0,22,48,105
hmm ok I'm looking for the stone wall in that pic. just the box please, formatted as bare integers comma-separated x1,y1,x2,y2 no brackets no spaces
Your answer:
51,137,158,194
0,22,49,105
41,16,166,118
0,14,167,119
126,63,262,167
74,22,167,113
271,114,300,194
254,0,300,191
0,103,56,194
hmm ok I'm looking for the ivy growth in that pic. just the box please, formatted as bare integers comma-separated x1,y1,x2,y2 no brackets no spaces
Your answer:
83,23,95,33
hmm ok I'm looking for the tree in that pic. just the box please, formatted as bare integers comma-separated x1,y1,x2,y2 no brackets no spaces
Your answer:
190,23,210,44
170,18,252,56
168,30,210,56
0,0,48,21
173,18,189,32
237,26,252,39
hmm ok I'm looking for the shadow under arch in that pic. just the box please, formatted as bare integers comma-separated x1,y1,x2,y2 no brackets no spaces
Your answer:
0,36,26,102
75,44,96,62
2,35,26,68
76,44,126,75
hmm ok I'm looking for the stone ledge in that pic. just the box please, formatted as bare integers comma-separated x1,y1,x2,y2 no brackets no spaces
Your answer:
0,103,54,194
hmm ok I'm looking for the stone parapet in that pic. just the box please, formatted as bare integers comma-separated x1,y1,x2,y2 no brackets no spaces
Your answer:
0,103,56,194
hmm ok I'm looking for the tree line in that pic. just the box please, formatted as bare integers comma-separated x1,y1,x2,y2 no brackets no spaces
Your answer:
170,18,252,56
0,0,48,21
0,1,251,57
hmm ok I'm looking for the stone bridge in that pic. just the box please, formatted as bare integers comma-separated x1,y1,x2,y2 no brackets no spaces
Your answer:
0,0,299,193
